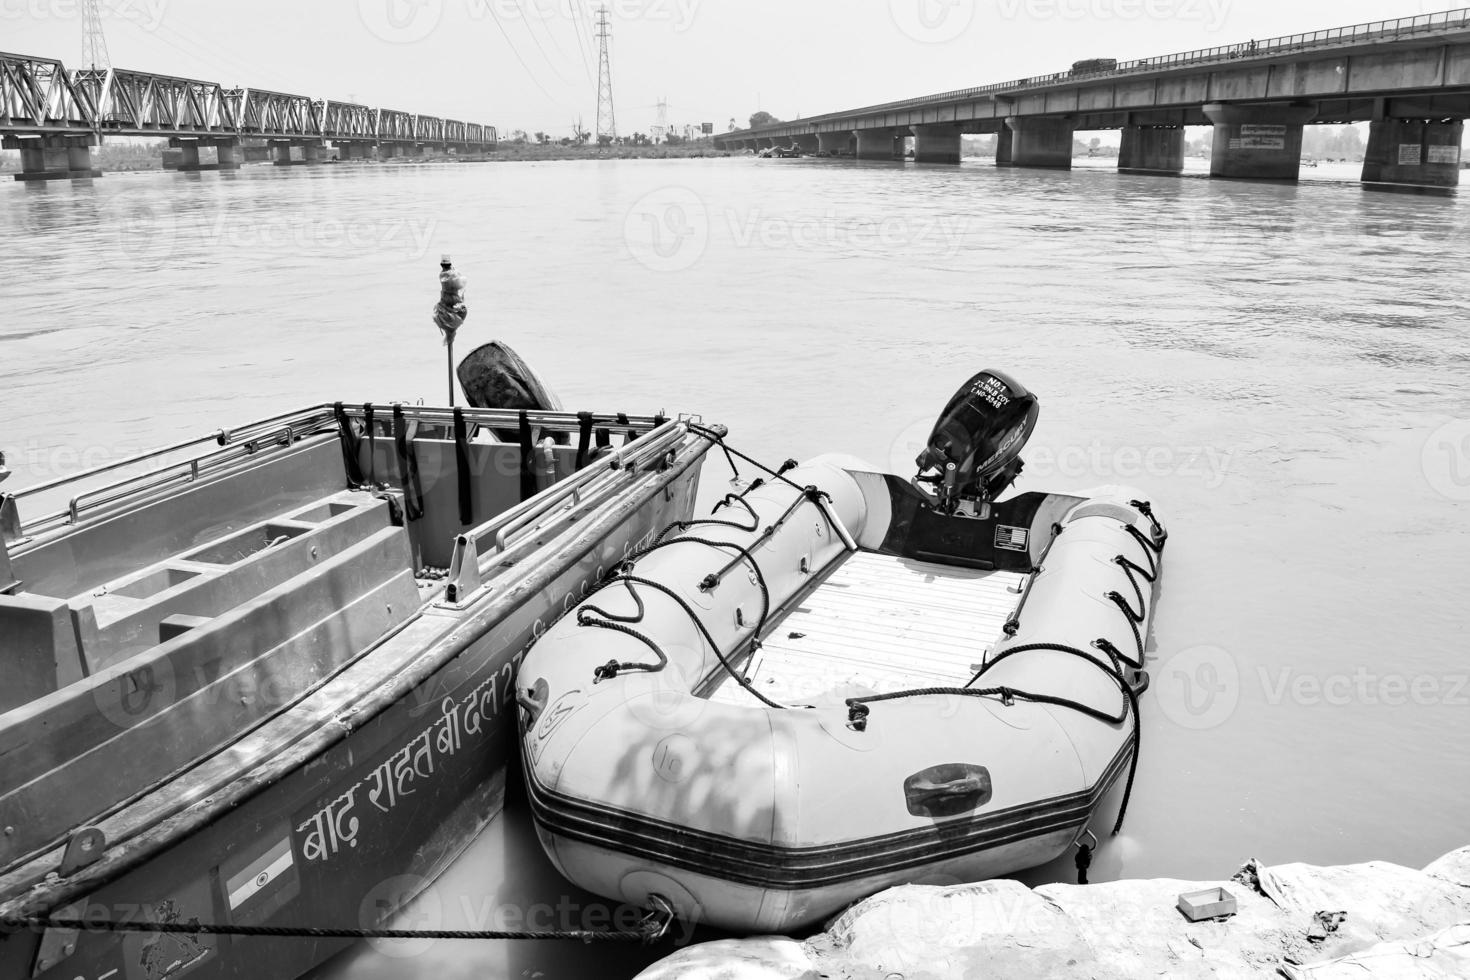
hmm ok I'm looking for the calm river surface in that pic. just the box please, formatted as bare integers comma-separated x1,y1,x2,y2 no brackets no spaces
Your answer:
2,156,1468,979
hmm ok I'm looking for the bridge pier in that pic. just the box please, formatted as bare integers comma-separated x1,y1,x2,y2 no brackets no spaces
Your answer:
911,124,961,164
1203,102,1315,181
854,129,904,161
995,126,1013,165
168,137,243,172
795,134,819,153
270,140,326,166
1361,117,1462,191
3,134,100,181
1005,116,1074,169
334,142,371,161
1118,124,1184,175
817,131,853,155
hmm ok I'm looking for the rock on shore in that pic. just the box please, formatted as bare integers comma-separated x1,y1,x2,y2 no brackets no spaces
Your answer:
637,846,1470,979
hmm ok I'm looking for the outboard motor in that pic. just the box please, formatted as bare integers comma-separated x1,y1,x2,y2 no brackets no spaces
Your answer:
914,369,1039,516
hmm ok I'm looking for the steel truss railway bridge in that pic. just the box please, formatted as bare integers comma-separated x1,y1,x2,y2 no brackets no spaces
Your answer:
0,52,497,180
720,9,1470,191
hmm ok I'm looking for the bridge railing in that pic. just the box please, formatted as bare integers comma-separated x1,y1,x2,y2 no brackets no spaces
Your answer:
734,6,1470,136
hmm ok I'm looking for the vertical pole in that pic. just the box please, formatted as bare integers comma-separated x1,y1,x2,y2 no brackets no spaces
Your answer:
447,336,456,407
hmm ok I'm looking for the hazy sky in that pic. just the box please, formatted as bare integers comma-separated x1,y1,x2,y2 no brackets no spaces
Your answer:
3,0,1462,136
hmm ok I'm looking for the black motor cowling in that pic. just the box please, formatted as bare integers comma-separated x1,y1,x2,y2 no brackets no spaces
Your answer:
914,369,1040,513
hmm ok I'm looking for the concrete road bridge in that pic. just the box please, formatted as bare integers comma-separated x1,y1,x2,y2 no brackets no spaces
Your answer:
0,52,497,180
717,9,1470,190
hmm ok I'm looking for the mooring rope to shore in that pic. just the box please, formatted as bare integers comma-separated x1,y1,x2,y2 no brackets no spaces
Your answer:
1,897,675,945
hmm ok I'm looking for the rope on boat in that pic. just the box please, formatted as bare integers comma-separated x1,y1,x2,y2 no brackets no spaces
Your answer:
577,437,846,712
1,898,676,945
847,500,1168,839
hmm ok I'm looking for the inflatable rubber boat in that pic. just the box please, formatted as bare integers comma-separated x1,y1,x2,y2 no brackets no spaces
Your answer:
516,370,1167,933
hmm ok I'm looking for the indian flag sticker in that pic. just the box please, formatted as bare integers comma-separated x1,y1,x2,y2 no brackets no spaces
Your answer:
222,833,300,923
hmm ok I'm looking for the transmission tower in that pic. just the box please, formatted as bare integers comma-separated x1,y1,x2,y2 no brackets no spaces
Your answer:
81,0,112,70
594,6,616,142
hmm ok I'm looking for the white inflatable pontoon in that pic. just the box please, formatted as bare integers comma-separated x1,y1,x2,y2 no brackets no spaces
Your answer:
517,371,1167,932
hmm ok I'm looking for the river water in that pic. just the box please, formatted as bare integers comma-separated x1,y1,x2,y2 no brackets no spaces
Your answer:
2,156,1468,978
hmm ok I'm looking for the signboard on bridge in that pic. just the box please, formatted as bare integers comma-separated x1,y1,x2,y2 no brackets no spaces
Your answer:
701,122,714,134
1229,136,1285,151
1427,145,1459,165
1399,143,1423,165
1231,123,1287,151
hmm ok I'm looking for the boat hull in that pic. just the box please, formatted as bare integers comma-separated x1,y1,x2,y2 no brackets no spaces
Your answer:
2,455,705,980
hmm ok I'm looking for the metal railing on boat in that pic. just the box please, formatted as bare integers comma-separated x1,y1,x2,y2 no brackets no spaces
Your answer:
440,419,704,605
2,406,707,556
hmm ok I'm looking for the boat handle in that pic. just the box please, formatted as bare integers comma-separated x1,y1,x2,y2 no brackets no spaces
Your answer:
909,776,988,799
904,764,993,817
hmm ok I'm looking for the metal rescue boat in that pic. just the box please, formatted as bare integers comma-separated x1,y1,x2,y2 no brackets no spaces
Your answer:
517,370,1167,933
0,382,718,977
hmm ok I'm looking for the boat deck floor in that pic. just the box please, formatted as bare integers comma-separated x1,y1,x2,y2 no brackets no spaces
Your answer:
708,551,1026,708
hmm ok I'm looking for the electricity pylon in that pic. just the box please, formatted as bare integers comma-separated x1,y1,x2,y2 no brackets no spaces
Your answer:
82,0,111,70
594,6,616,142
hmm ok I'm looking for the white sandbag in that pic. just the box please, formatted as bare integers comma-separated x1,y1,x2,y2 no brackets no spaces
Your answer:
635,846,1470,980
633,938,820,980
1258,859,1470,955
817,880,1094,979
1278,922,1470,980
1423,847,1470,889
1035,877,1314,978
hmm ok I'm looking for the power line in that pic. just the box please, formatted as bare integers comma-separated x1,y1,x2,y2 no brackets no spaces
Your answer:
565,0,595,83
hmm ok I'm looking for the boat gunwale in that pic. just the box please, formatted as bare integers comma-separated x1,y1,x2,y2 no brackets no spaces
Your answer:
0,424,719,916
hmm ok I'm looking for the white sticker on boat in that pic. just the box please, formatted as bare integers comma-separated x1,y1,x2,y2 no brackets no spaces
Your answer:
994,526,1029,552
226,837,294,910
